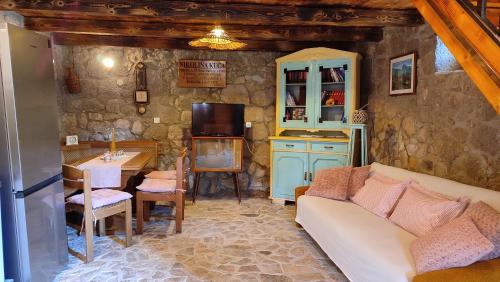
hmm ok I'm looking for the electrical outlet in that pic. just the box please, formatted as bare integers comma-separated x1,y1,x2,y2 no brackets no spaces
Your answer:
245,122,252,128
153,117,160,124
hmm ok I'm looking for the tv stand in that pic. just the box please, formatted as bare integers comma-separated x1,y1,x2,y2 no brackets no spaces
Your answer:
191,137,244,203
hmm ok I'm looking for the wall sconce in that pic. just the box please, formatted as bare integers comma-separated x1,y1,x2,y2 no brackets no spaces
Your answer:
102,57,114,69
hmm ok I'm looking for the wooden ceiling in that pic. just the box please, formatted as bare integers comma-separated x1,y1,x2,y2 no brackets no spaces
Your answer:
0,0,422,51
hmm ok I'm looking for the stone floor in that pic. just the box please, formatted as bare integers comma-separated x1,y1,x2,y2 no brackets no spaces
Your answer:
55,198,348,282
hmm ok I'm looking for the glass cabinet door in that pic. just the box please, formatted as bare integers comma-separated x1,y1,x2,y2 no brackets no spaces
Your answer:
279,62,313,129
315,60,351,129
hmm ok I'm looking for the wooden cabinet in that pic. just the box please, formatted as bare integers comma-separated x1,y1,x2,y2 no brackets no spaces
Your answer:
270,139,349,202
272,152,309,200
270,48,360,204
276,48,360,133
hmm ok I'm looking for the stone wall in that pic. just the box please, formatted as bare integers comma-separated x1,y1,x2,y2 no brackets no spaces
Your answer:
360,24,500,190
53,46,282,197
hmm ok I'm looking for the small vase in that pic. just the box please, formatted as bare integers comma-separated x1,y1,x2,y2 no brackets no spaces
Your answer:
110,128,116,152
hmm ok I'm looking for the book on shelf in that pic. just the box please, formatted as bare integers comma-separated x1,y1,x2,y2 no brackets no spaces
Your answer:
286,91,296,106
286,70,307,83
321,89,345,106
327,68,345,83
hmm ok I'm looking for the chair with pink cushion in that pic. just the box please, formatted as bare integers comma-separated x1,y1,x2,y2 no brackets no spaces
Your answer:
63,164,133,263
135,148,187,234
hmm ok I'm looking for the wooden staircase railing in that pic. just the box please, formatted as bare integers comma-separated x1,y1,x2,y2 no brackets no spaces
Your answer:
413,0,500,113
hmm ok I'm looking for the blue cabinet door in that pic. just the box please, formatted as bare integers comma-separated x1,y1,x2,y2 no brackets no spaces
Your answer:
313,59,352,129
279,61,314,129
272,152,308,200
308,153,347,182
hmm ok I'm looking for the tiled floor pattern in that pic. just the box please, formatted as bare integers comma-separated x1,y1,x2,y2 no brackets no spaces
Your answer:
55,198,348,282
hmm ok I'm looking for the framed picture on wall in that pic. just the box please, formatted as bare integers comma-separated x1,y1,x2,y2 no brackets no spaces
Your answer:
389,52,416,96
135,90,149,104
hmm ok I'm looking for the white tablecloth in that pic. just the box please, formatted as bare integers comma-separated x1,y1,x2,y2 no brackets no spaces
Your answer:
78,152,140,188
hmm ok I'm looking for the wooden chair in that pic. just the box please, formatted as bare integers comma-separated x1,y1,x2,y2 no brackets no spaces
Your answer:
63,165,133,263
136,149,187,234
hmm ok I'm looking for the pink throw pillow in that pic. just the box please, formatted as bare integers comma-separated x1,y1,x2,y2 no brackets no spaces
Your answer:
136,178,176,193
461,201,500,260
348,165,371,199
305,166,352,200
145,170,177,180
351,172,410,218
389,182,469,237
410,217,494,274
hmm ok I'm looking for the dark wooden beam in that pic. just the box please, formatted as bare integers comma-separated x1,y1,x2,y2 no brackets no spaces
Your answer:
24,18,383,42
194,0,415,9
1,0,423,27
51,32,354,52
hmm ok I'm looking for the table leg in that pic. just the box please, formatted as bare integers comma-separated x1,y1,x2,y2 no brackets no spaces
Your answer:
232,172,241,204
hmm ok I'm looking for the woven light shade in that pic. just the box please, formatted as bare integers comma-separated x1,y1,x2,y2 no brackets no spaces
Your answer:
189,26,246,50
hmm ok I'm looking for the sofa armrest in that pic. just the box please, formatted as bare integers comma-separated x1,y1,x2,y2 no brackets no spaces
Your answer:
412,258,500,282
295,186,309,211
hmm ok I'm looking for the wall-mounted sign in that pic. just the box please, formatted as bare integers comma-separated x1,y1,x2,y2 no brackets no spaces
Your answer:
178,60,226,88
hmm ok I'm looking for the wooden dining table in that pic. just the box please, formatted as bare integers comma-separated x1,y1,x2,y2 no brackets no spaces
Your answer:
66,151,154,235
65,151,154,196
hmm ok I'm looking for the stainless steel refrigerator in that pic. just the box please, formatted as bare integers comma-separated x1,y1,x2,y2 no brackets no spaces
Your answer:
0,23,68,282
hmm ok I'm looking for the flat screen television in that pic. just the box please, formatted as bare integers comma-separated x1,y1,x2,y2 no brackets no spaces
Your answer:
191,103,244,137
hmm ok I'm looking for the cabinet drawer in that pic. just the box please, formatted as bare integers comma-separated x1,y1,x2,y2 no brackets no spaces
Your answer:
310,142,348,154
272,141,307,151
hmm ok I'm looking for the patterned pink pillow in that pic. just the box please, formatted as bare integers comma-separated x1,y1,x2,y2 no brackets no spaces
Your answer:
461,201,500,260
410,217,494,274
348,165,371,199
305,166,352,200
351,172,410,218
389,182,469,237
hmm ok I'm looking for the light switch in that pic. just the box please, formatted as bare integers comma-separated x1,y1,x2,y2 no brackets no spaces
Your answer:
245,122,252,128
153,117,160,124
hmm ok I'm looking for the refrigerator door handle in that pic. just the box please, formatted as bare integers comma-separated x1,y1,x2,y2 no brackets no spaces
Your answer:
14,174,62,198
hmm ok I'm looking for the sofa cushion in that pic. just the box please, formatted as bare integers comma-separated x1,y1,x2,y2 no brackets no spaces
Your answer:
461,201,500,260
348,165,371,199
389,182,469,237
305,166,352,200
296,195,417,282
351,172,410,218
410,217,494,274
369,162,500,211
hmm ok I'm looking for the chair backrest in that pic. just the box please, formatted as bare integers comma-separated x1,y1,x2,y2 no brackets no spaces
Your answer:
176,148,188,190
62,164,92,214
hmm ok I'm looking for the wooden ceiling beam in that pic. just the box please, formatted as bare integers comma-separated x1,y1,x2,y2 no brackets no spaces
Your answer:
50,32,354,52
1,0,422,27
193,0,415,9
24,18,383,42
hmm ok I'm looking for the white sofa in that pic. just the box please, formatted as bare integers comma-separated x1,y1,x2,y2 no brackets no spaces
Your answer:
295,162,500,282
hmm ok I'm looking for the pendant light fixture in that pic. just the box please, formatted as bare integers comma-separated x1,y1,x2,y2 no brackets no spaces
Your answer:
189,26,246,50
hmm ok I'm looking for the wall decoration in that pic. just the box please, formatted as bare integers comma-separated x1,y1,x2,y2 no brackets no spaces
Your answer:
389,52,416,96
65,135,78,146
134,62,148,114
178,60,226,88
135,90,149,103
65,49,81,94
